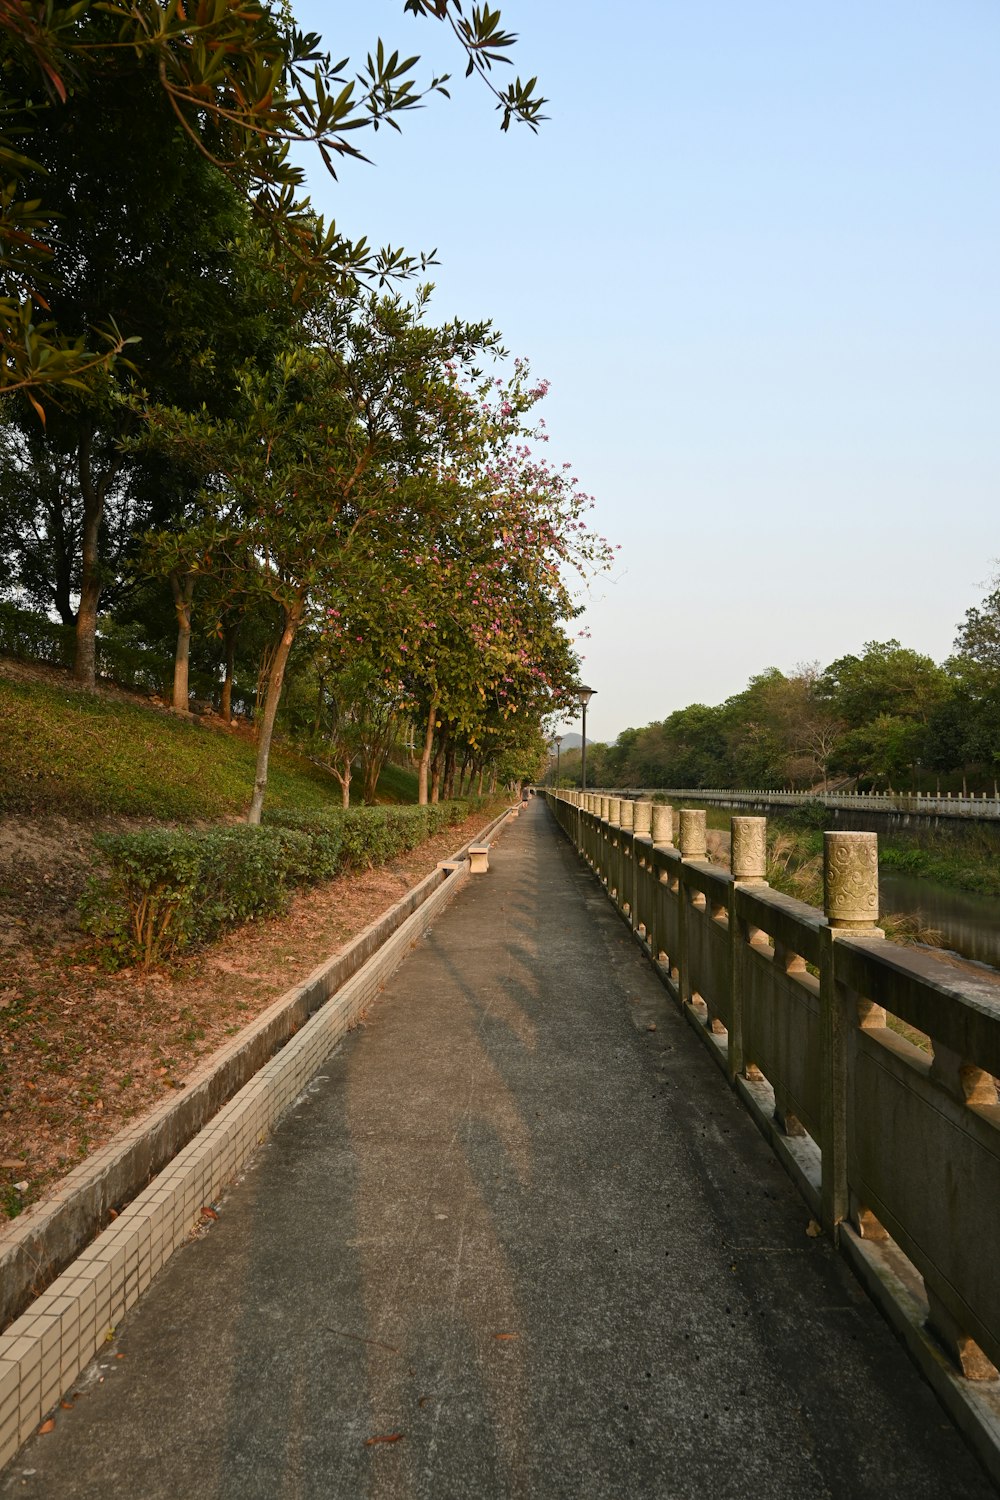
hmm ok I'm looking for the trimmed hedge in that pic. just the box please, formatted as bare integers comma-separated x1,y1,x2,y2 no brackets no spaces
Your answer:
81,800,486,968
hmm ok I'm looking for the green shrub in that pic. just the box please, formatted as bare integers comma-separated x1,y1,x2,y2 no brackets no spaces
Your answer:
81,799,482,968
263,809,346,880
0,601,74,668
81,826,310,967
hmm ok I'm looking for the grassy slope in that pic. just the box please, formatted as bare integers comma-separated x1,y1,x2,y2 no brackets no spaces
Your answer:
0,674,411,819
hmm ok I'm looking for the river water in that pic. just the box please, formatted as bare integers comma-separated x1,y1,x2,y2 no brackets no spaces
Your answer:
880,872,1000,969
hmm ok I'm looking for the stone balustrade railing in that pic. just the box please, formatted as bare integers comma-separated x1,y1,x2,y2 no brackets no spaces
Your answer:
588,787,1000,820
545,789,1000,1477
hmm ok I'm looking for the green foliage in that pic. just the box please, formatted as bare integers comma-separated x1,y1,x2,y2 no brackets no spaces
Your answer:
1,2,546,400
881,840,1000,894
819,640,948,729
82,799,485,967
80,826,312,967
780,800,830,833
0,601,180,695
372,760,420,804
268,801,470,871
260,809,346,880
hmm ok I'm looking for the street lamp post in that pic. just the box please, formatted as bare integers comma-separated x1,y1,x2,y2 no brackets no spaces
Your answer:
553,734,563,789
576,685,596,791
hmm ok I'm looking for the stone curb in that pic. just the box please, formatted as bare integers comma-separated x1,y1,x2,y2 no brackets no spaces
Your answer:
0,805,513,1466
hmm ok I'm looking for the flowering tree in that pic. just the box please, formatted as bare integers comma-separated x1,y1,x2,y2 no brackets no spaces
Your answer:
320,362,613,802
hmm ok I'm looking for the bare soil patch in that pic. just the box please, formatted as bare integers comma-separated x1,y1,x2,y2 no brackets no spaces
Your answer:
0,808,498,1213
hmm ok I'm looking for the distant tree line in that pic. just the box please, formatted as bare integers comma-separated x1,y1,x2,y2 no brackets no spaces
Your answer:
555,586,1000,794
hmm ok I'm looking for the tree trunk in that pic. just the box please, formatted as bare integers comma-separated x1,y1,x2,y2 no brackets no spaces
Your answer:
363,749,385,805
170,571,195,713
417,697,438,806
445,744,458,800
50,492,76,628
336,757,352,808
247,596,304,825
220,624,237,721
477,768,484,796
430,731,446,804
73,428,109,688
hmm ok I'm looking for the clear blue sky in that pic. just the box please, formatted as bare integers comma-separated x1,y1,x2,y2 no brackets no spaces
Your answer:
293,1,1000,744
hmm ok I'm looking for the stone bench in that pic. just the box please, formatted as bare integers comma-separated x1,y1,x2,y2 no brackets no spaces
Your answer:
468,846,490,874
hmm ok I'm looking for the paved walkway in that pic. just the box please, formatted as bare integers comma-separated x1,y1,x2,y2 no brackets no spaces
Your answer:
4,801,995,1499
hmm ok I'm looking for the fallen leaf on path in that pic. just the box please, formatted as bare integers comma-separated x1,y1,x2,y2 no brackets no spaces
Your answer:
805,1219,822,1238
494,1332,519,1341
646,1022,657,1032
37,1420,55,1435
200,1206,218,1220
365,1433,404,1446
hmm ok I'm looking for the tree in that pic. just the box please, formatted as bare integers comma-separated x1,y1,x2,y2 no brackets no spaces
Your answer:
326,361,610,803
817,640,948,731
141,289,501,821
0,1,545,402
0,69,282,686
955,573,1000,671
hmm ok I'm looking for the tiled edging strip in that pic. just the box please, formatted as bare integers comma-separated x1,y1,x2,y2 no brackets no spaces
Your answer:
0,806,514,1464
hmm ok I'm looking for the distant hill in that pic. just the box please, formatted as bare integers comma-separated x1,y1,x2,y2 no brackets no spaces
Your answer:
554,732,583,751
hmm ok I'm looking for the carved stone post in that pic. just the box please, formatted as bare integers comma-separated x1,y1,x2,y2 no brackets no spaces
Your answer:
632,801,652,935
678,809,707,860
651,803,673,845
650,804,673,963
728,817,768,1084
820,830,883,1231
824,832,879,929
603,797,620,896
617,799,634,914
731,817,767,882
677,809,707,1006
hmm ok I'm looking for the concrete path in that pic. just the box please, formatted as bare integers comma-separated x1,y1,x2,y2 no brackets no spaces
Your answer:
4,801,996,1499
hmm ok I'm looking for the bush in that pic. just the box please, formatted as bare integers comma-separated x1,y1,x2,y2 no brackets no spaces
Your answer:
81,826,310,967
0,601,73,668
82,799,483,967
263,809,346,880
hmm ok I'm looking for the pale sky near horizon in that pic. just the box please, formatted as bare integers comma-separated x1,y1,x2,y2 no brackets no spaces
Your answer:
293,1,999,744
